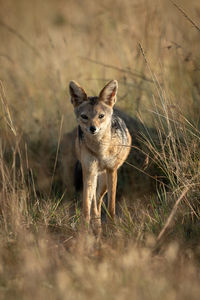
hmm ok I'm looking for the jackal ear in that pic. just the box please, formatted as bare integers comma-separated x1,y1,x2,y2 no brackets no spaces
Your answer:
69,81,87,107
99,80,118,107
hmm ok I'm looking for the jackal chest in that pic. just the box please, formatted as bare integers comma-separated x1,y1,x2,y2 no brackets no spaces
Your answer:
76,131,130,171
98,145,128,170
81,143,126,171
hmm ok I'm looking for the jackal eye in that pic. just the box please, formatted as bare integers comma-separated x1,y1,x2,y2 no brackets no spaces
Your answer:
81,114,88,120
99,114,104,119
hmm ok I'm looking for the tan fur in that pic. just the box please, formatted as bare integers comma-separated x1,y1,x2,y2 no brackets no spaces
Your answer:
68,80,131,228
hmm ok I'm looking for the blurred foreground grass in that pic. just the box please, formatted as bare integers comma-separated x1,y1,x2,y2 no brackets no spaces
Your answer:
0,0,200,298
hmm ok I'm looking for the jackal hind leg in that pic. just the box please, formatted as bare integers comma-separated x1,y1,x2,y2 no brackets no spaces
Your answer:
91,194,101,235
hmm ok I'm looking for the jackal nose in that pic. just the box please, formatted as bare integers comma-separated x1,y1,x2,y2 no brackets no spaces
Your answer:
90,126,96,134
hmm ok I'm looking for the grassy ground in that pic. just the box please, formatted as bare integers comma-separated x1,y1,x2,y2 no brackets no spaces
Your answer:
0,0,200,299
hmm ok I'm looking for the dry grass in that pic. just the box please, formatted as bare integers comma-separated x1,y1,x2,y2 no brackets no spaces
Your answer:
0,0,200,298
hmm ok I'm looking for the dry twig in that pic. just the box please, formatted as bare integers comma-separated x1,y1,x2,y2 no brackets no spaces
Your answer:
170,1,200,33
0,20,41,57
157,186,190,242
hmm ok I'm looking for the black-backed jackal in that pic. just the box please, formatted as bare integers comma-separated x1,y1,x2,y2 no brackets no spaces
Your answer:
69,80,131,227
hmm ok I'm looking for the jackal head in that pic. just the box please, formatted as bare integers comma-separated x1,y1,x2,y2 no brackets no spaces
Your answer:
69,80,118,138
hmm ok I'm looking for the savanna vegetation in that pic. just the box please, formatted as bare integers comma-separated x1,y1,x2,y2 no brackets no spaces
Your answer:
0,0,200,299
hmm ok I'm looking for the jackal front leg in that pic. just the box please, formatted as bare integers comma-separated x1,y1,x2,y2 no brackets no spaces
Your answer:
107,169,117,220
90,172,107,234
82,164,98,225
96,172,107,218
